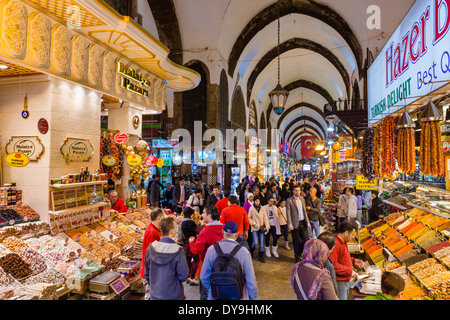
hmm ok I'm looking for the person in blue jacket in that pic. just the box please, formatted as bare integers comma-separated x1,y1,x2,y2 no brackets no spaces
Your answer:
200,221,258,300
144,216,189,300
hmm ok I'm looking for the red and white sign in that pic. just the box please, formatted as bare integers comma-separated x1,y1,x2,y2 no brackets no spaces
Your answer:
114,132,129,144
145,155,158,167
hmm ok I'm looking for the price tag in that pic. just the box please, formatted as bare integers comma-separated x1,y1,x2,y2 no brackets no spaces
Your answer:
109,234,114,241
108,224,112,229
88,244,93,250
101,258,106,265
97,226,101,233
23,216,28,222
9,220,14,226
117,231,123,237
126,229,130,234
75,234,81,242
69,251,76,261
64,238,69,246
120,247,125,255
86,229,92,236
100,239,105,246
109,252,113,259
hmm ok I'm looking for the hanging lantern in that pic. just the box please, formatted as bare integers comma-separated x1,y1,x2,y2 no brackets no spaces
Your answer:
268,5,288,115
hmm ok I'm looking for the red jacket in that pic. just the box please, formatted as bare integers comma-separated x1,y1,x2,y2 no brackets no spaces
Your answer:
111,198,128,213
140,223,162,278
220,204,249,236
328,234,355,283
215,197,229,215
189,221,223,262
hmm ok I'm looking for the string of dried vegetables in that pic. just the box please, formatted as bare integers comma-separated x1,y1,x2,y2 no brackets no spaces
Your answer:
381,116,397,177
397,127,416,174
361,127,375,181
420,121,443,177
100,134,124,182
373,123,383,178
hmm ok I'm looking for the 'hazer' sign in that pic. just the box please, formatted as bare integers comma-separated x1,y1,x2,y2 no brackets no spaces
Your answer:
368,0,450,123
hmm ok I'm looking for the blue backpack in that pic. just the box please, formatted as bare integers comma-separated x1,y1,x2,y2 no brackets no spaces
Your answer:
210,243,245,300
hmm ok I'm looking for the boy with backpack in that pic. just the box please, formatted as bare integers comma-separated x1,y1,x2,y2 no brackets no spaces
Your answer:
199,221,258,300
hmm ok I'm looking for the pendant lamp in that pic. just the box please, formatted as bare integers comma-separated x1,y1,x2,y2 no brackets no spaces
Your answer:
269,6,288,116
420,101,441,122
397,110,415,129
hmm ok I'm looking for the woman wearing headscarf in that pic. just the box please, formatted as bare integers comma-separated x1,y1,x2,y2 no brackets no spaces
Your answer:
290,239,338,300
248,197,270,263
243,193,254,214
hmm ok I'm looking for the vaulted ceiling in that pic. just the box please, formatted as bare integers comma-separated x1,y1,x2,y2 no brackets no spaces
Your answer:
146,0,415,156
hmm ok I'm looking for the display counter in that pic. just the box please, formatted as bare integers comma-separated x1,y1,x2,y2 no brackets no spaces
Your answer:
0,205,157,300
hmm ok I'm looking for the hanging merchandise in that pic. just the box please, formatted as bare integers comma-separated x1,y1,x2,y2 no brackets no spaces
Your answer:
420,121,444,177
373,122,383,178
361,127,375,181
396,112,416,175
100,134,124,182
381,116,397,178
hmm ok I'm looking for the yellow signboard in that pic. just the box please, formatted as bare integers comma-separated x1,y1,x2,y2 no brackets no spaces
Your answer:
102,155,117,167
6,153,30,167
127,154,142,167
356,175,378,191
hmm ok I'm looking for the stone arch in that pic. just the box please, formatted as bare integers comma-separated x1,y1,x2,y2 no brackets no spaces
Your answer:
246,38,350,104
284,116,326,141
230,86,246,130
181,61,209,135
276,103,324,129
249,100,258,133
219,69,229,136
146,0,183,64
227,0,363,78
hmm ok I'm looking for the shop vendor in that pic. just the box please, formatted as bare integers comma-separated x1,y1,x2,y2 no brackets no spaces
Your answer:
109,190,128,213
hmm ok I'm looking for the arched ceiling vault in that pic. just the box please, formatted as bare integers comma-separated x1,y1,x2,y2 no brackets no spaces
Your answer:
246,38,350,105
285,117,326,142
227,0,363,78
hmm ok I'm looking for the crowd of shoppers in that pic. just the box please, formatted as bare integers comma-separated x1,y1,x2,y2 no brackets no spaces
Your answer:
137,173,387,301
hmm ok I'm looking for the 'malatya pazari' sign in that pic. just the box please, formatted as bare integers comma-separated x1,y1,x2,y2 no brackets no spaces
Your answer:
117,62,150,97
368,0,450,123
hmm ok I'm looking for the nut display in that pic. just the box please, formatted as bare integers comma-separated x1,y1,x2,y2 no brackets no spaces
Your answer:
408,257,437,273
0,253,33,279
14,205,39,219
100,242,120,256
434,246,450,260
103,256,126,271
422,271,450,289
413,264,447,280
2,236,29,253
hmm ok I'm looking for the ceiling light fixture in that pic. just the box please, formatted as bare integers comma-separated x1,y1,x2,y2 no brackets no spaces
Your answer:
269,5,288,116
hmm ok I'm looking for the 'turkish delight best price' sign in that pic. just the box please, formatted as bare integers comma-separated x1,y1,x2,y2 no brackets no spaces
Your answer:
368,0,450,124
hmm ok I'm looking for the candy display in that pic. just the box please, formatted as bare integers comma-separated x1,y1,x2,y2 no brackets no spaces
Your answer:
373,123,383,178
18,248,47,273
14,206,39,220
361,127,375,180
0,209,22,222
23,269,66,286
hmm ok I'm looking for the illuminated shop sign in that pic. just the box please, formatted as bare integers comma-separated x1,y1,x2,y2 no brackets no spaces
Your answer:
368,0,450,123
117,62,150,97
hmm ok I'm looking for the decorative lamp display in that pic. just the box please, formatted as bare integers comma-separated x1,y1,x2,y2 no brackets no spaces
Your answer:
268,5,288,115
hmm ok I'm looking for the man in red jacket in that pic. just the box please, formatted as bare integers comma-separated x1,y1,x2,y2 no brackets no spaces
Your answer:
219,195,249,241
140,208,164,300
215,190,230,214
109,190,128,213
328,221,365,300
189,205,223,300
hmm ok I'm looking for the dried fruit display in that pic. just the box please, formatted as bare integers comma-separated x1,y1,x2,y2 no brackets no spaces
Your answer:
361,127,375,181
397,127,416,174
373,123,383,178
100,134,124,182
420,121,444,177
381,116,397,178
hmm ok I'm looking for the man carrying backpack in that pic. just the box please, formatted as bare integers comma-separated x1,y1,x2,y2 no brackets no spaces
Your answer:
200,221,258,300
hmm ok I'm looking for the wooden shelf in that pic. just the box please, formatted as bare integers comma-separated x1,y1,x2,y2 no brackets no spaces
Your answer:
49,181,108,189
48,201,110,216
